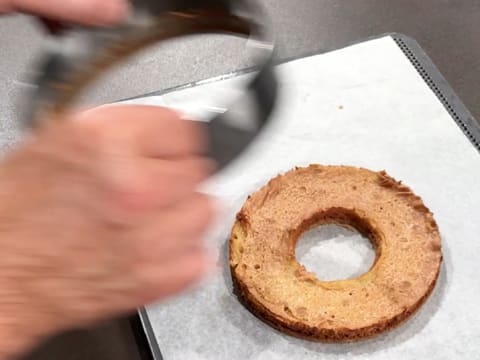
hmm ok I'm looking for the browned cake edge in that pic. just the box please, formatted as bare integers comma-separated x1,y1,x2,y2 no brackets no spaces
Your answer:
229,166,443,342
230,222,441,342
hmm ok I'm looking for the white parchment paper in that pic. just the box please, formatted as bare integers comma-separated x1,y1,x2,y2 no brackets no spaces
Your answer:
128,37,480,359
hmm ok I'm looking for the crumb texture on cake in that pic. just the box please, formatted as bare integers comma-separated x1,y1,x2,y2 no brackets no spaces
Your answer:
229,165,442,342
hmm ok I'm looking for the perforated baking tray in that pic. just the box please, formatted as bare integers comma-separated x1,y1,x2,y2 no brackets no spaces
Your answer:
128,33,480,359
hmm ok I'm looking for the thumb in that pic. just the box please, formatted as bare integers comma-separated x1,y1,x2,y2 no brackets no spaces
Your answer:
11,0,130,26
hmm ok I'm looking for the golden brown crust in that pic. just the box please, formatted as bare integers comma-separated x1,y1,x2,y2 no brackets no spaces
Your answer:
229,165,442,342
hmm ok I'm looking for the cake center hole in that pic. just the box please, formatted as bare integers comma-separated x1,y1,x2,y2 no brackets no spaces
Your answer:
295,224,375,281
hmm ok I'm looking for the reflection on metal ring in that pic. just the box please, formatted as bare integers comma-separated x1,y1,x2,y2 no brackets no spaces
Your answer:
24,0,278,170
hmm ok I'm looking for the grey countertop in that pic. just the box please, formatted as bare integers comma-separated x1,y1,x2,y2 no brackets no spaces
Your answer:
0,1,478,359
1,1,479,130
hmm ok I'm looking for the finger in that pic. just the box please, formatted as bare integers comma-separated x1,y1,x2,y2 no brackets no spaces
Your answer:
135,249,211,304
140,157,214,209
102,157,214,220
10,0,129,26
79,105,208,158
133,193,215,262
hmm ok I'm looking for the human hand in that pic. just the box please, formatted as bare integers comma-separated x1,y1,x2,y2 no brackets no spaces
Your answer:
0,0,130,26
0,105,215,357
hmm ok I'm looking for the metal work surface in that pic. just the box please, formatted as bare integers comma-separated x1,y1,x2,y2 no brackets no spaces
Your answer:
1,1,479,135
0,1,478,359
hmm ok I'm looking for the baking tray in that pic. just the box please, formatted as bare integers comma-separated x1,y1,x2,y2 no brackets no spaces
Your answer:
127,33,480,359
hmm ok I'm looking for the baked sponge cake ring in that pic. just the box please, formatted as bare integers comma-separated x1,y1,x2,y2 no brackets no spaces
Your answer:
229,165,442,342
